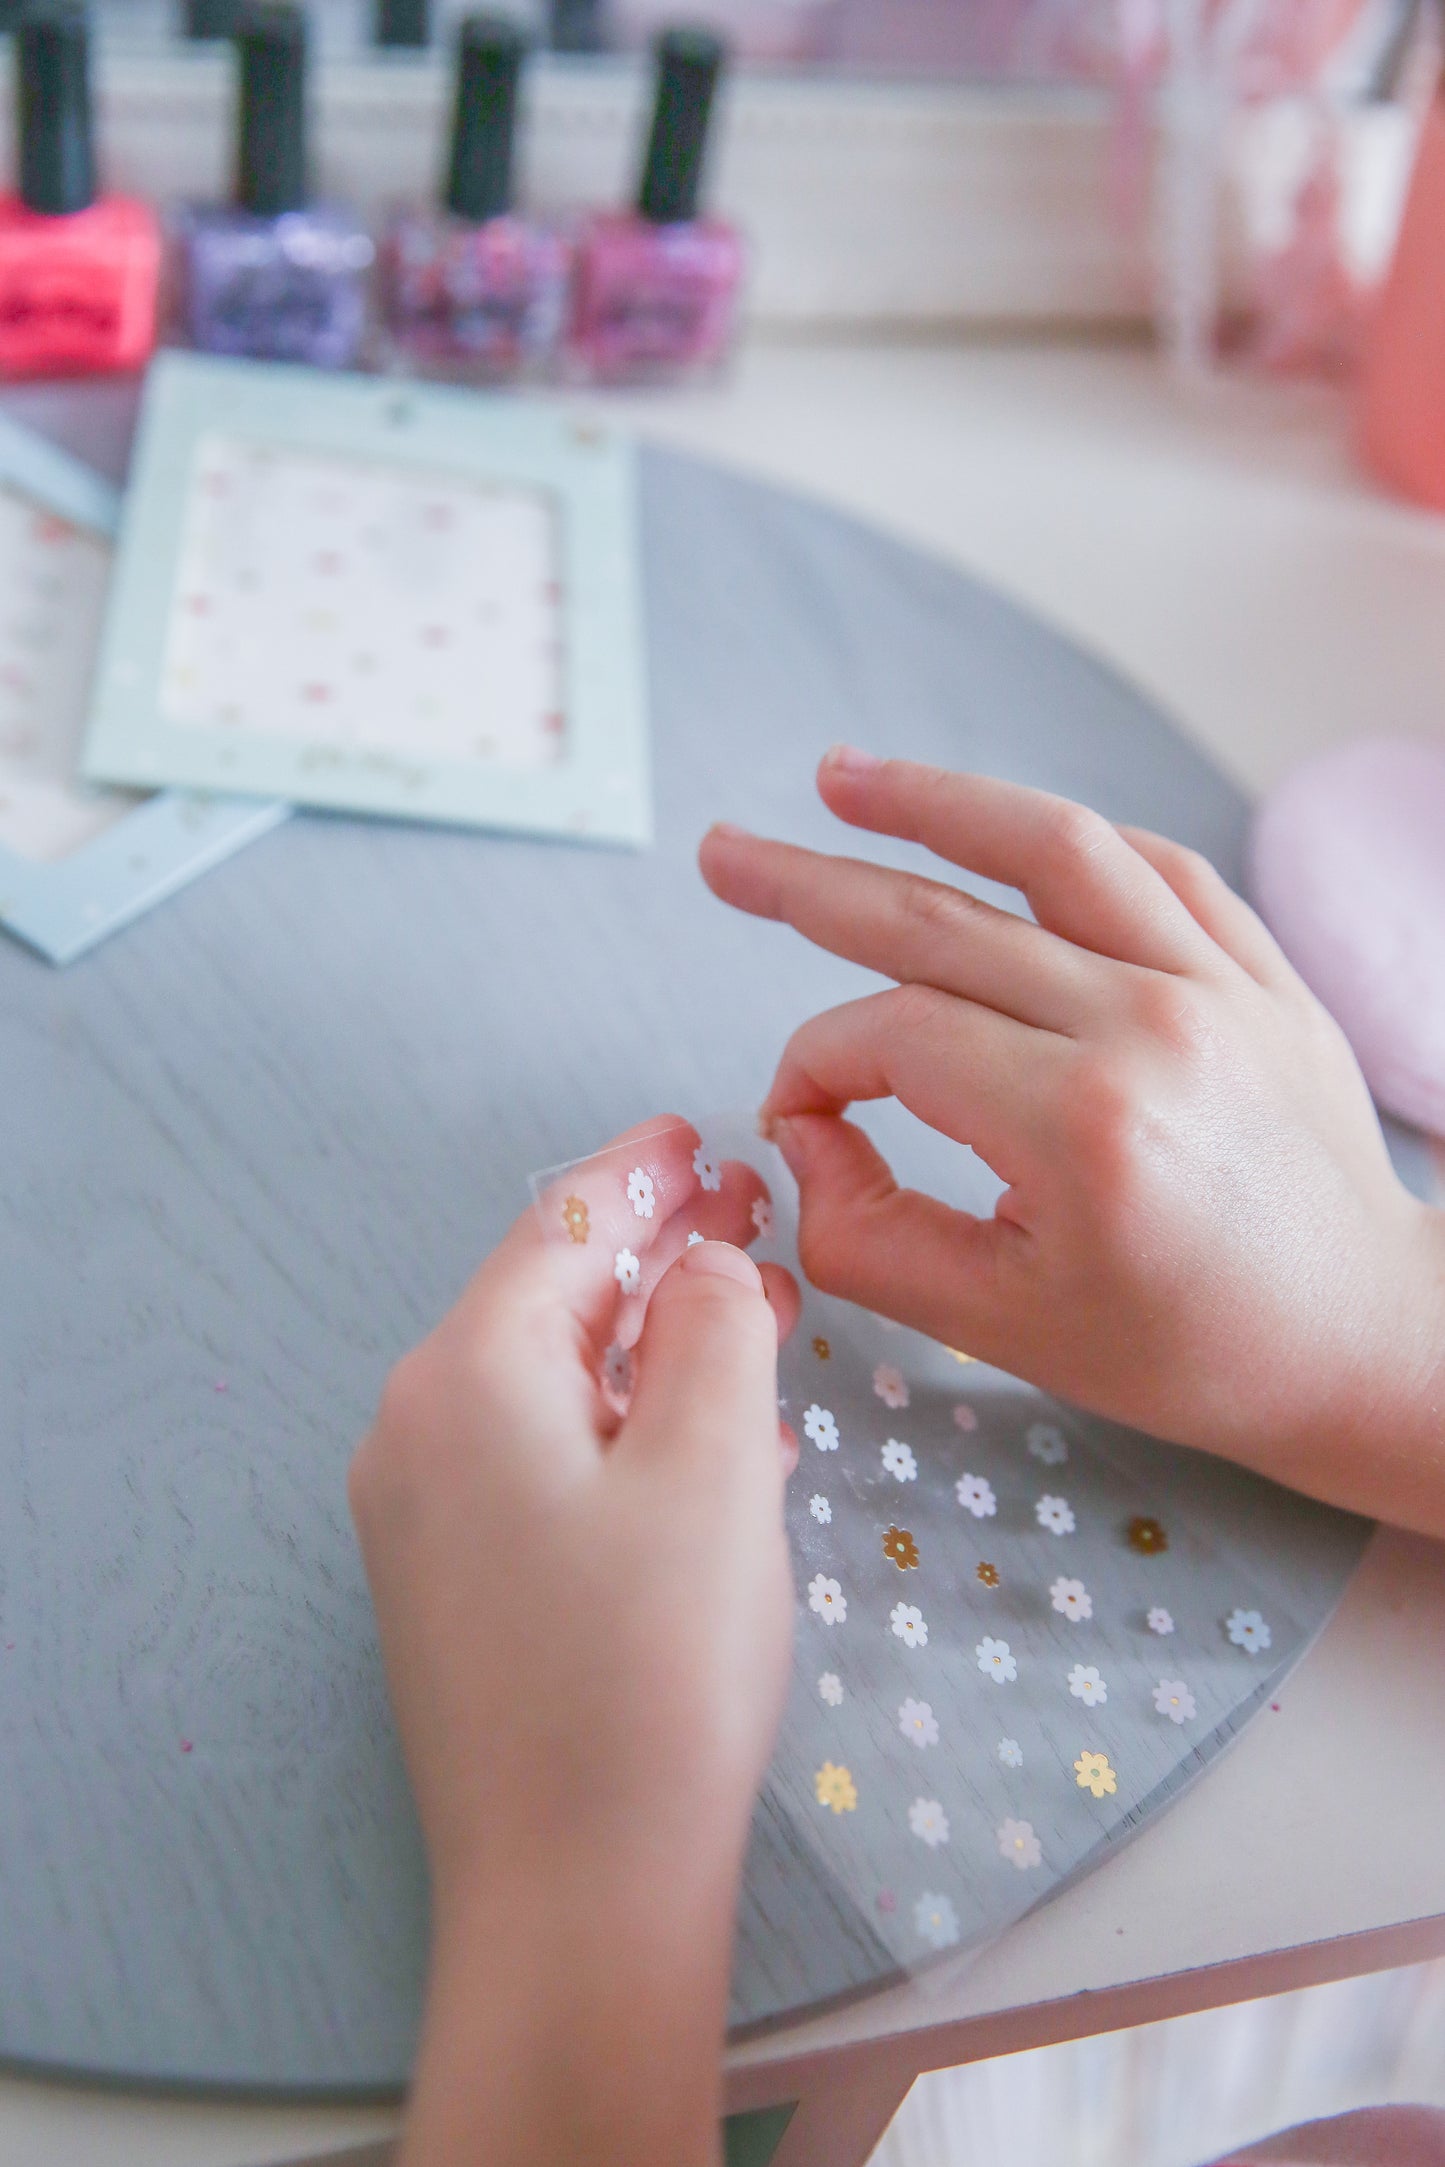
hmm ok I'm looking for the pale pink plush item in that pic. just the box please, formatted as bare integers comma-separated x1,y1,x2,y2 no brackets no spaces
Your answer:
1249,737,1445,1140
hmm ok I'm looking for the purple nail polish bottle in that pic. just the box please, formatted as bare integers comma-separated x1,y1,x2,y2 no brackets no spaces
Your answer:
570,26,742,383
179,3,372,368
382,14,570,379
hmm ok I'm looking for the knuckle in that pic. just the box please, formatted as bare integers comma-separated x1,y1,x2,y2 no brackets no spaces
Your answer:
898,876,971,948
889,979,951,1039
1042,798,1113,867
1060,1050,1141,1171
1129,974,1216,1060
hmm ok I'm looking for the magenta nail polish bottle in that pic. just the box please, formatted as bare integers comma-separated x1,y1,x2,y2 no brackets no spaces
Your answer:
179,3,373,369
570,26,742,383
382,14,570,378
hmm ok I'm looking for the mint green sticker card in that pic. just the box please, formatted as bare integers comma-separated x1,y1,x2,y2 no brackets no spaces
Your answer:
0,407,285,967
82,354,651,849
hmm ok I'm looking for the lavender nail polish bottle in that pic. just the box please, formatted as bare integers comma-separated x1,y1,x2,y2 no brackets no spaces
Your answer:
180,3,372,368
382,14,570,379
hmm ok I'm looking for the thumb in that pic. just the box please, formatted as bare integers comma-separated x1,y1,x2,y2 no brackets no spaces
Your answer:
622,1241,782,1489
771,1111,1004,1349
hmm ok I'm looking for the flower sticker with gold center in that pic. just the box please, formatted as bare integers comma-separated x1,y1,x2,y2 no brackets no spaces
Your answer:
812,1335,831,1360
883,1525,919,1571
976,1561,1000,1589
1127,1515,1168,1555
562,1194,590,1244
815,1761,857,1814
1074,1749,1117,1799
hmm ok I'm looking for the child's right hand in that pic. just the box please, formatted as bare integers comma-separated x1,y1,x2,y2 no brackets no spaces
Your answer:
701,751,1445,1535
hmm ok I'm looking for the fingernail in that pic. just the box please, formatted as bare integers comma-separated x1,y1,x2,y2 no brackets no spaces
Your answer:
823,745,882,776
768,1117,805,1177
681,1240,763,1291
706,820,752,842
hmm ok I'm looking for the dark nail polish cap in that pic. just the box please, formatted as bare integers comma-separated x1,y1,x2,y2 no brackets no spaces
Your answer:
234,2,308,218
16,2,96,218
375,0,429,48
444,13,527,223
637,24,726,226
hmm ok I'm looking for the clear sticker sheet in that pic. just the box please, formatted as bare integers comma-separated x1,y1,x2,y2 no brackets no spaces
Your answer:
533,1117,1370,2029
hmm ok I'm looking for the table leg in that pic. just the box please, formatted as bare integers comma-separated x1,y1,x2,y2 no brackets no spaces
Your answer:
763,2061,914,2167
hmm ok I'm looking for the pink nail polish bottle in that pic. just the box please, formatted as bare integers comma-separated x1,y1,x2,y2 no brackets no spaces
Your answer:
1358,68,1445,510
0,3,161,380
570,26,743,383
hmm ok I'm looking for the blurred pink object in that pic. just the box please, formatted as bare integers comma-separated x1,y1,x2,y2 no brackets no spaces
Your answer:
1359,74,1445,506
1249,738,1445,1139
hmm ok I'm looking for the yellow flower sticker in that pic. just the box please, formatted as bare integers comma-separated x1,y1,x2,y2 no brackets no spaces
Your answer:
882,1525,919,1571
1127,1515,1168,1555
1074,1750,1117,1799
976,1561,1000,1589
945,1347,977,1365
562,1195,590,1245
815,1761,858,1815
812,1335,831,1360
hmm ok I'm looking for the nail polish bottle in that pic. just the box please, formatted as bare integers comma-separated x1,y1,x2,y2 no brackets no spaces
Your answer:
381,14,570,378
0,4,161,379
569,26,742,382
179,3,373,369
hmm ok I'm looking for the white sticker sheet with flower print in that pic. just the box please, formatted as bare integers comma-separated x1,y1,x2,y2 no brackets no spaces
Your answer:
531,1117,1371,2025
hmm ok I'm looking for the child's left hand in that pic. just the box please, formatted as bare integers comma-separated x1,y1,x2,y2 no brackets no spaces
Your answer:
350,1117,798,2167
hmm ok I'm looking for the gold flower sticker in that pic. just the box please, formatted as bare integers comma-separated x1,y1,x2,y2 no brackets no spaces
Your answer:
1127,1515,1168,1555
882,1526,919,1571
814,1761,858,1814
1074,1750,1117,1799
976,1561,1000,1589
562,1195,590,1245
812,1335,831,1360
945,1346,976,1365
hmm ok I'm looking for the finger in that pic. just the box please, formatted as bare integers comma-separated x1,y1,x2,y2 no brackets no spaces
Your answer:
1118,824,1292,987
772,1113,1011,1355
759,1261,802,1348
759,983,1064,1182
699,826,1094,1032
525,1115,704,1355
614,1156,773,1350
816,750,1214,975
621,1242,783,1499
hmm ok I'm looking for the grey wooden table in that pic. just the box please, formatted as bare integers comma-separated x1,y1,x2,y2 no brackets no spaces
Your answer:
0,382,1436,2167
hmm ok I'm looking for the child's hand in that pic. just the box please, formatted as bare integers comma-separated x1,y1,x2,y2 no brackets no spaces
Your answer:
701,752,1445,1534
350,1119,796,2166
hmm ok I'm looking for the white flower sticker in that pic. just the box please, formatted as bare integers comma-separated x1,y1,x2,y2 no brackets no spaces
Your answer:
873,1362,909,1410
952,1402,978,1432
692,1146,721,1192
908,1797,950,1848
997,1817,1042,1870
890,1601,928,1649
1227,1607,1272,1654
808,1493,832,1525
955,1472,997,1519
1067,1662,1107,1706
1049,1576,1093,1622
1027,1421,1068,1466
613,1248,641,1295
1035,1493,1076,1535
914,1891,961,1950
626,1167,655,1219
803,1403,840,1452
818,1671,844,1707
1153,1678,1196,1724
750,1195,774,1238
686,1229,705,1247
1147,1605,1175,1636
976,1636,1017,1683
997,1737,1023,1768
807,1573,846,1625
898,1696,939,1748
882,1438,917,1482
601,1342,633,1399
